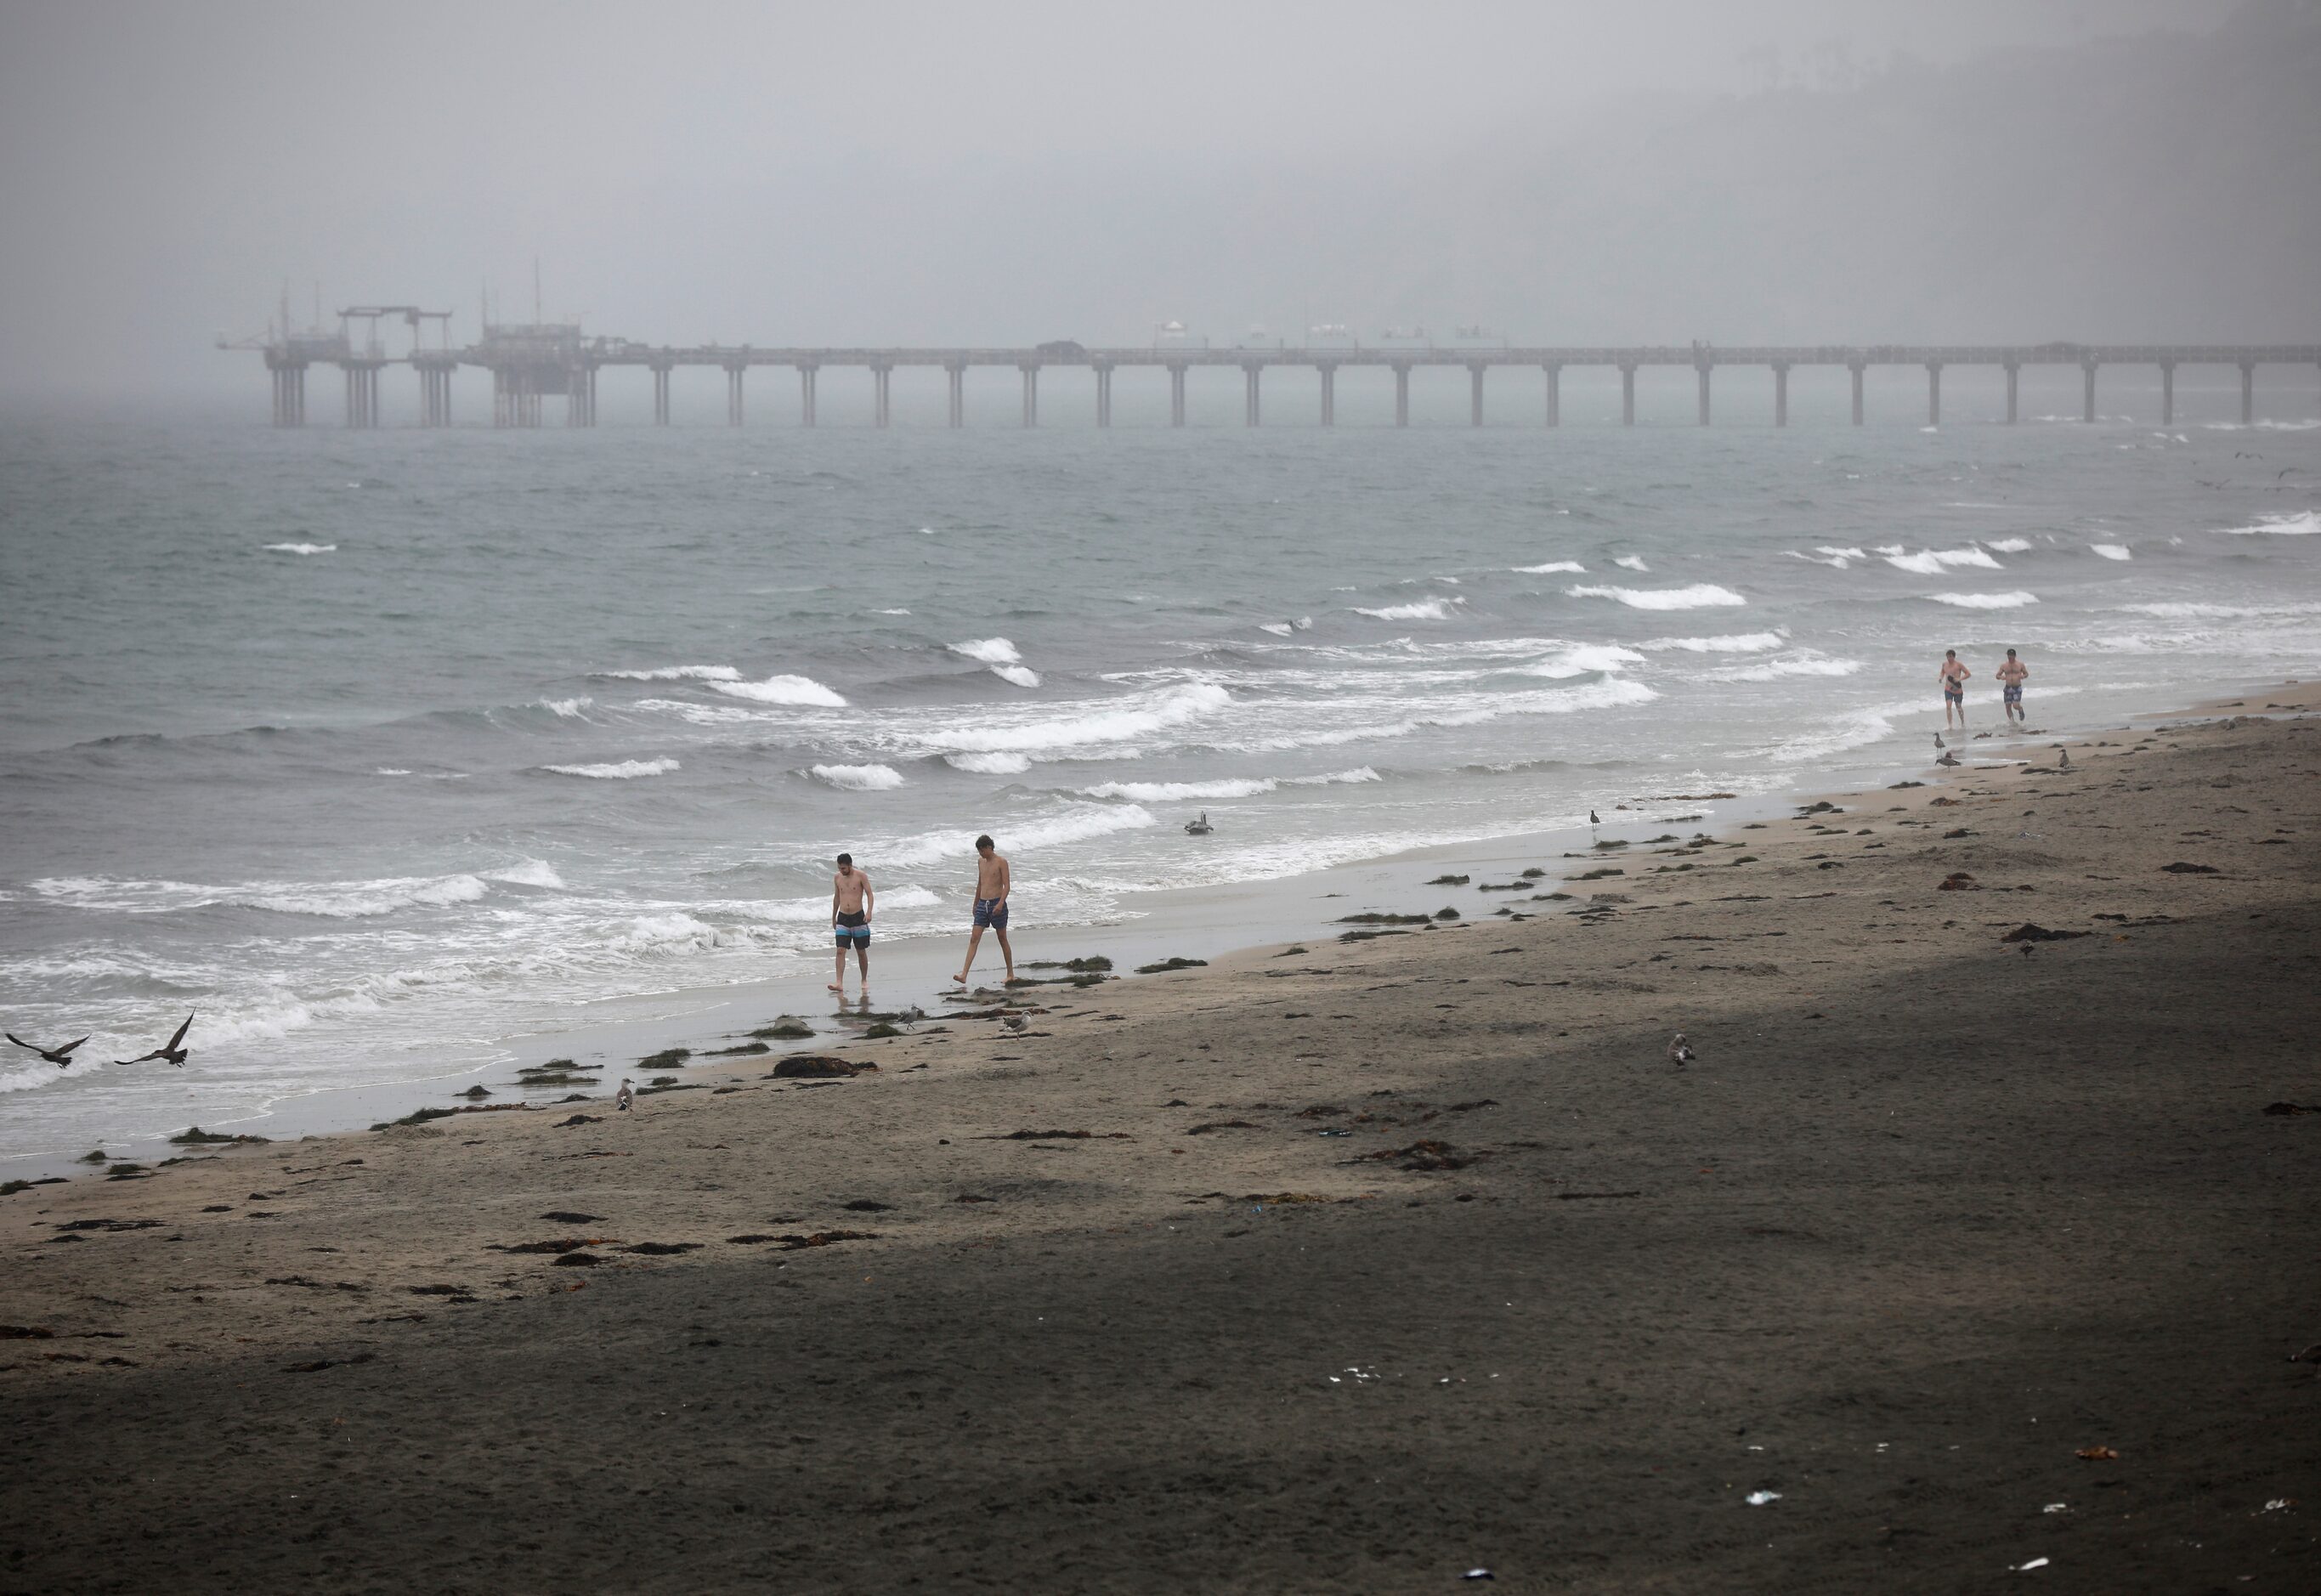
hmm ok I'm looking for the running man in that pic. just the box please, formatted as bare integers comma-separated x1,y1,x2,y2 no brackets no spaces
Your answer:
1995,648,2029,725
953,834,1015,986
1938,648,1972,730
829,852,874,997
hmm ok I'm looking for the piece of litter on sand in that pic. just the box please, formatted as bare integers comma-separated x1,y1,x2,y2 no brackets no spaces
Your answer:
2010,1557,2050,1571
1745,1491,1780,1506
1461,1571,1494,1582
2042,1503,2067,1514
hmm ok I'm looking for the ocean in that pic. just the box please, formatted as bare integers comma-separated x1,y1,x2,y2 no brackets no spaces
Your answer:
3,373,2317,1158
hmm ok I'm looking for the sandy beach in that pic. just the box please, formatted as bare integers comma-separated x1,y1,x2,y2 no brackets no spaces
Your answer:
5,691,2319,1592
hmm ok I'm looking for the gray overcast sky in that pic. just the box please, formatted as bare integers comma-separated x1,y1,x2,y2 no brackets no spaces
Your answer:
0,0,2295,401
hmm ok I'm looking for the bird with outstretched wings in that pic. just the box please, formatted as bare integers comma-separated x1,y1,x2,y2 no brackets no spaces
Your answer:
115,1014,194,1067
7,1033,90,1067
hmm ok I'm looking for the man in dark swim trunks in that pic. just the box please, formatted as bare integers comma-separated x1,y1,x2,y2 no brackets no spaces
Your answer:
1938,648,1971,731
953,834,1014,986
829,852,874,997
1996,648,2029,725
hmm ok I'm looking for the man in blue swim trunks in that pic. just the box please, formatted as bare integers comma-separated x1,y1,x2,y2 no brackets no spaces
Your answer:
1996,648,2029,725
829,852,874,997
953,834,1015,986
1938,648,1971,731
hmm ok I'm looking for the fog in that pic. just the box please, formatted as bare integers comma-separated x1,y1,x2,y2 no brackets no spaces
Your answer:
1,0,2313,404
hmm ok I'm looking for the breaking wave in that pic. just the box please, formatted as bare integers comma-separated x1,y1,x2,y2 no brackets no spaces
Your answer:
541,757,681,779
809,763,905,791
1566,584,1746,610
710,674,848,707
1924,591,2039,608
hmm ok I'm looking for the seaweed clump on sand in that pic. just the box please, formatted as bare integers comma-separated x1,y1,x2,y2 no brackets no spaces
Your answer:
1135,956,1209,975
169,1126,270,1146
637,1048,693,1071
751,1016,814,1040
1425,874,1469,886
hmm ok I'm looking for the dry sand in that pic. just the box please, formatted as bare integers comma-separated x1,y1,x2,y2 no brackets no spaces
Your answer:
5,693,2320,1593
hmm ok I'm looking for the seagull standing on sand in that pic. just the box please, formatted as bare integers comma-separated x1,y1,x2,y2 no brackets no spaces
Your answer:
614,1078,635,1112
114,1014,193,1067
2058,748,2072,771
7,1033,89,1067
1937,749,1961,767
1667,1032,1694,1067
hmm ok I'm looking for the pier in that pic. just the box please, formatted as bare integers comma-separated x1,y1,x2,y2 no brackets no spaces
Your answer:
224,316,2321,431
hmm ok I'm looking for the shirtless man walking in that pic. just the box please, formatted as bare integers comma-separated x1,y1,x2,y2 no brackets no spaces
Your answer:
1938,648,1972,731
1995,648,2029,725
953,834,1015,987
829,852,874,997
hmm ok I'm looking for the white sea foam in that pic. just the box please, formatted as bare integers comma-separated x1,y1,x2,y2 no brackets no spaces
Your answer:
989,664,1042,688
810,763,905,791
1514,561,1586,574
595,665,742,682
929,682,1231,756
1258,622,1294,637
1220,676,1658,753
1639,631,1785,653
541,757,681,779
1565,584,1746,610
1985,538,2034,552
2090,543,2132,561
1081,778,1277,801
1613,555,1650,572
1353,597,1464,620
237,874,491,919
1785,547,1865,569
264,542,336,555
875,608,911,615
1707,654,1863,682
710,674,848,706
1925,591,2040,608
1880,546,2002,574
376,767,411,776
883,804,1158,868
950,637,1025,665
1516,643,1647,678
945,751,1033,774
486,860,566,889
536,697,592,718
2216,510,2320,536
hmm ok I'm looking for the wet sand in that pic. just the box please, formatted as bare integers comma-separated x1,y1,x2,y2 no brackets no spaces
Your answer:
4,693,2319,1592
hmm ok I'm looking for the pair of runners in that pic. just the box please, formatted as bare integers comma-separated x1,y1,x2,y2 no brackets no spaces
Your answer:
1937,648,2031,729
826,835,1015,998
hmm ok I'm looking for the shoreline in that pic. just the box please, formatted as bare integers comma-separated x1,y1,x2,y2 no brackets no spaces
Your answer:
3,669,2302,1180
4,685,2318,1588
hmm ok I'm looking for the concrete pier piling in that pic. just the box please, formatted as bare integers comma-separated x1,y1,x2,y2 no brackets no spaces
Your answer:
230,327,2321,433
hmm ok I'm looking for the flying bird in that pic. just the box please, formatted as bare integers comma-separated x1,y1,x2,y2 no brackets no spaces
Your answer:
115,1014,193,1067
614,1078,635,1112
7,1033,89,1067
1667,1032,1694,1067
